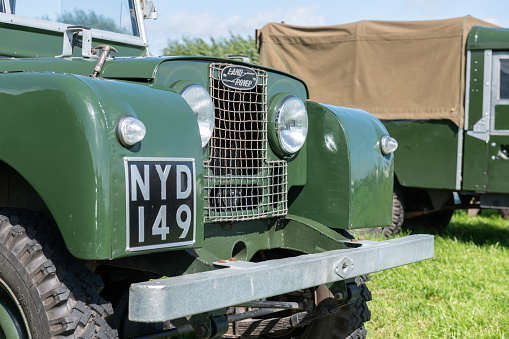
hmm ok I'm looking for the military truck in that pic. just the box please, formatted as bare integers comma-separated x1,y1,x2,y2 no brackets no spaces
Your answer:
257,16,509,235
0,1,433,338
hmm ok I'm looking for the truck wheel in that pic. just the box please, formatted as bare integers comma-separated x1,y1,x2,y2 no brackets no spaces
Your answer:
234,275,371,339
384,185,405,237
0,209,117,338
498,209,509,218
411,209,453,231
303,275,371,339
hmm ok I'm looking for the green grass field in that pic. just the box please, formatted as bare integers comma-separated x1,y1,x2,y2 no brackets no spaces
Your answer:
365,210,509,338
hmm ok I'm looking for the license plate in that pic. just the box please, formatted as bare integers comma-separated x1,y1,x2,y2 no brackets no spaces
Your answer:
125,157,196,251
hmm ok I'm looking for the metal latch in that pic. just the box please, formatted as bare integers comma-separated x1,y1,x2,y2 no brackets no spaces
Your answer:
227,55,250,63
56,26,97,58
90,45,118,77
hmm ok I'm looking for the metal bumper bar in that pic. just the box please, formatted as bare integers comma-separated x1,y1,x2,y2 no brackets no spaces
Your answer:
129,234,434,322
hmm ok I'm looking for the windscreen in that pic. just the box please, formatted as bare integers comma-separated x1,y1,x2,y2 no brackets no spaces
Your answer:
10,0,139,36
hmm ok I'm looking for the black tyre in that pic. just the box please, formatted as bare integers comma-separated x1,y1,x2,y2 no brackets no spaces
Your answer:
498,209,509,218
409,209,454,232
384,185,405,237
303,275,371,339
227,275,372,339
0,209,117,338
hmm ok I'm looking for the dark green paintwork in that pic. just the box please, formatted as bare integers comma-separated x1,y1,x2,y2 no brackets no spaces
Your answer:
494,105,509,130
462,135,489,191
383,120,458,190
289,103,393,229
463,42,509,194
467,26,509,51
201,217,352,262
104,217,354,278
0,72,204,259
467,50,486,131
0,23,147,58
487,135,509,193
82,77,206,259
460,49,491,192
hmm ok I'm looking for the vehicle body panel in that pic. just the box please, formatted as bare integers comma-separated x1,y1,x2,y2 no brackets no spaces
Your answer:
0,71,205,259
383,120,458,190
289,103,393,229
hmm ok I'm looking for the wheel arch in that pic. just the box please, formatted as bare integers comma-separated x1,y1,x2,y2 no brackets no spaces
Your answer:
289,102,394,230
0,71,206,260
0,160,52,219
0,72,115,259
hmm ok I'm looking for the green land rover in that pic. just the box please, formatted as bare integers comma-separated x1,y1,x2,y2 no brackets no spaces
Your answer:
0,1,432,338
258,16,509,235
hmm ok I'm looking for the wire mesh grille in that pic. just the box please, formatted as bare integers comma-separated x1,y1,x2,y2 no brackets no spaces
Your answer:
204,63,288,222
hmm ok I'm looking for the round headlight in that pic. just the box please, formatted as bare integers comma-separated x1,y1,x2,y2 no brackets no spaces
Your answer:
180,84,215,148
117,115,146,147
275,96,308,154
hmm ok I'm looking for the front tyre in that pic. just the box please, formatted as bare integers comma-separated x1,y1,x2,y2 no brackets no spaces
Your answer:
0,209,117,338
304,275,372,339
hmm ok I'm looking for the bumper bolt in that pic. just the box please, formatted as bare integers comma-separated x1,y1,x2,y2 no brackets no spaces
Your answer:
334,292,345,300
195,325,207,338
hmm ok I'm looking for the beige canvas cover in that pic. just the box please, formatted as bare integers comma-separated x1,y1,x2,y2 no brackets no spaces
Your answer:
257,16,499,126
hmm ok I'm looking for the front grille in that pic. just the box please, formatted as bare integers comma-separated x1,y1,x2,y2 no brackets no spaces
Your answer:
204,63,288,222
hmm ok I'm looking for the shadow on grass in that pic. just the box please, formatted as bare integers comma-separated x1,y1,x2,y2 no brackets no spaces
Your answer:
404,210,509,248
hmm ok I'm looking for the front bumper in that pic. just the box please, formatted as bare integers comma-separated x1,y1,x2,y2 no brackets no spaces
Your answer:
129,234,433,322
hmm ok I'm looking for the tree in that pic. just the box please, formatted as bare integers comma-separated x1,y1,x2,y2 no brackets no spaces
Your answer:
44,9,127,34
163,34,259,64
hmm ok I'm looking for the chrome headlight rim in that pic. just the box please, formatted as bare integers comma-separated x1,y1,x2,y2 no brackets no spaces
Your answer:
116,115,146,148
269,94,309,157
173,81,215,148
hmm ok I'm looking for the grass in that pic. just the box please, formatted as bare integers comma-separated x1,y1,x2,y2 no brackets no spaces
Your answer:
364,210,509,338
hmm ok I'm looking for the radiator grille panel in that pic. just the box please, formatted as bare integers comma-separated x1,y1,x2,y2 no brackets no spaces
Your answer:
204,63,288,222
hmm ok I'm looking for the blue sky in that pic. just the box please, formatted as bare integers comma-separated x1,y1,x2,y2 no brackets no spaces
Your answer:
145,0,509,55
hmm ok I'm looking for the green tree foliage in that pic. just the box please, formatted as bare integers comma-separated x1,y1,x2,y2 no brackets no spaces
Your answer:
44,9,126,34
163,34,259,64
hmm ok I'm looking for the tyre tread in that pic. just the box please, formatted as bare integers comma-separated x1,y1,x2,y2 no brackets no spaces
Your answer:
0,208,117,338
331,275,371,339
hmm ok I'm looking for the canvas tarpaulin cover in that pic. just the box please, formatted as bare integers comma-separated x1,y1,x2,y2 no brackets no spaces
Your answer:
257,16,498,126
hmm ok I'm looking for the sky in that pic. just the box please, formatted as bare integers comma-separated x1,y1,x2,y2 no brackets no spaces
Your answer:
144,0,509,56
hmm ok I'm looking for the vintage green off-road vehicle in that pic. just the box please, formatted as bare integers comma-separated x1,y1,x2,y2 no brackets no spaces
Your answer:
258,16,509,235
0,1,433,338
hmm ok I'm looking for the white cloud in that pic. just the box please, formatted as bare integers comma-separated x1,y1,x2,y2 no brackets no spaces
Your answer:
483,17,509,28
145,5,325,55
402,0,455,16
